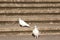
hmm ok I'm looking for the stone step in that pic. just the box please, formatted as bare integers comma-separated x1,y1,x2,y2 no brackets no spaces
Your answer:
0,8,60,13
0,3,60,8
0,15,60,21
0,22,60,31
0,25,60,32
0,0,60,2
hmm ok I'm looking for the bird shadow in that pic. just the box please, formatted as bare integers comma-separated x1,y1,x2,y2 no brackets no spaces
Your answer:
32,33,35,37
19,25,30,28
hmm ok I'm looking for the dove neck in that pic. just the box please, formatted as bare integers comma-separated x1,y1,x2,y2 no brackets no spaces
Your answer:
19,18,21,20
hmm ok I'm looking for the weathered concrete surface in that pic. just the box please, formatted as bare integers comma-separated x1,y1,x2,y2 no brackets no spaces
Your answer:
0,15,60,21
0,35,60,40
0,0,60,35
20,35,60,40
0,3,60,7
0,8,60,13
0,0,60,2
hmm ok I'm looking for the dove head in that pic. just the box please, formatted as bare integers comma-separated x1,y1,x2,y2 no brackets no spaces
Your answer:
34,25,37,28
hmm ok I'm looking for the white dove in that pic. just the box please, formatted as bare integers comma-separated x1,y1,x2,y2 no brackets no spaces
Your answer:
32,25,39,39
19,18,30,27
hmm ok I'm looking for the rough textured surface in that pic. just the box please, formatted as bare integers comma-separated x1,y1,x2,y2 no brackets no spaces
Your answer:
0,0,60,2
0,8,60,13
0,35,60,40
0,3,60,7
0,0,60,33
0,15,60,21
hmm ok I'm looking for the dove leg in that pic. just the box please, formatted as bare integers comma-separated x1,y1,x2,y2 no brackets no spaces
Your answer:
35,36,37,39
36,35,39,39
